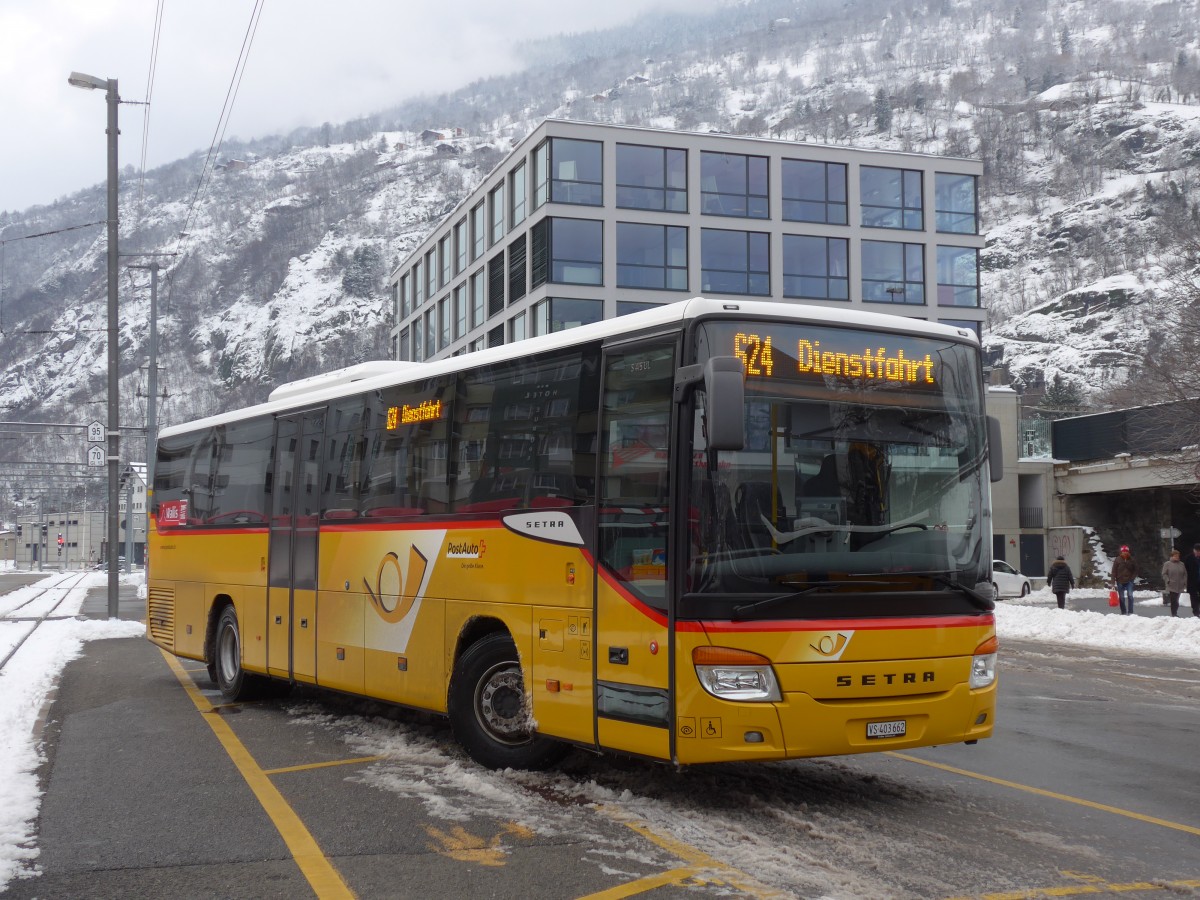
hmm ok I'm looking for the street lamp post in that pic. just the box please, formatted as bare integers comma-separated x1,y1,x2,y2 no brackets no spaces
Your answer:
69,71,121,619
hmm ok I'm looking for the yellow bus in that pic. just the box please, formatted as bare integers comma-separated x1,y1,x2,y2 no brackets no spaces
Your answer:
147,298,999,769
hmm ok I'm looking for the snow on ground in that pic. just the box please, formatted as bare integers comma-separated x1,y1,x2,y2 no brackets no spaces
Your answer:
1,573,1197,891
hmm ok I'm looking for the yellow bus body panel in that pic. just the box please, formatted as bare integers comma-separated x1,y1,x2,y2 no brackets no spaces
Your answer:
149,518,995,765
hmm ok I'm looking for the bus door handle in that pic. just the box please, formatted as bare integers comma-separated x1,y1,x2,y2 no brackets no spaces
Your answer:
609,647,629,665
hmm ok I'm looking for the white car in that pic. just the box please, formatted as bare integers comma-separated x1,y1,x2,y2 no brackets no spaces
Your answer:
991,560,1031,600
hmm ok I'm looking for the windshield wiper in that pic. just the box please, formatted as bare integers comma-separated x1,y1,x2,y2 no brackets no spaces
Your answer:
731,580,888,619
931,573,993,610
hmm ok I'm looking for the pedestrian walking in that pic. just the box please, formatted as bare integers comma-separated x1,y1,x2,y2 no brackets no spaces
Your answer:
1161,549,1188,617
1046,555,1075,610
1184,543,1200,618
1111,545,1139,615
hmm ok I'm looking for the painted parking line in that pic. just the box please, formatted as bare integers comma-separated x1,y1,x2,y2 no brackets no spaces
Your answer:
942,874,1200,900
161,650,356,899
887,751,1200,837
586,805,793,900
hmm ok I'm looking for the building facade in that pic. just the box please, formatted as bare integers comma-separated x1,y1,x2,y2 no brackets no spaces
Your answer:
389,119,985,361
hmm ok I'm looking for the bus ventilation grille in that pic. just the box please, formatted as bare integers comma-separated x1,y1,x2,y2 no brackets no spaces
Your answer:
147,588,175,644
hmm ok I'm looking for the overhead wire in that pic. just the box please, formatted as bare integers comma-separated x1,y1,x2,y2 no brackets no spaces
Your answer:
136,0,167,210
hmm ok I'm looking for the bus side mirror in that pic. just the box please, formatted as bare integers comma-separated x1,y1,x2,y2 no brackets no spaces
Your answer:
987,415,1003,483
704,356,745,451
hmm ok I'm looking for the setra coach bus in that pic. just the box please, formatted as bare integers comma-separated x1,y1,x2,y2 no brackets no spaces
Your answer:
147,297,1000,769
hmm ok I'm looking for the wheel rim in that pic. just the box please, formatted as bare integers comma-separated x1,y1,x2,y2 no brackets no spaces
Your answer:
217,620,240,684
992,583,1000,601
474,660,531,746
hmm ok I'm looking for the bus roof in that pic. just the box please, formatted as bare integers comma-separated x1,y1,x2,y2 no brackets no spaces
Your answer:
157,298,979,439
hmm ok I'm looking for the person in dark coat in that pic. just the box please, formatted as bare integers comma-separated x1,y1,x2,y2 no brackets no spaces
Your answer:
1161,549,1188,617
1110,545,1139,615
1184,544,1200,618
1046,555,1074,610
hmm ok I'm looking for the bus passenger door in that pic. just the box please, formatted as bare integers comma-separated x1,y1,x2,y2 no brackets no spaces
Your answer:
267,409,325,683
594,339,677,760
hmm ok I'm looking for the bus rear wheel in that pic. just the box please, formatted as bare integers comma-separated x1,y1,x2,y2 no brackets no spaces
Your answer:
449,633,566,770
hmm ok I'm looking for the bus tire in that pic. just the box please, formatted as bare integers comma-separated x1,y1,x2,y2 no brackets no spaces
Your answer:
448,633,566,770
213,605,264,701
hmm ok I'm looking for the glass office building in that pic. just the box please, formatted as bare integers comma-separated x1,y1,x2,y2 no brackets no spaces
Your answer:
389,119,983,361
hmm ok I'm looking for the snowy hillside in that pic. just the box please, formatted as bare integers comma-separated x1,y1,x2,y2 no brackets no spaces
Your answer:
2,0,1200,482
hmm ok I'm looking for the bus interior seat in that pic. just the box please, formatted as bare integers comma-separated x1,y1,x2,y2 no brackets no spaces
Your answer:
735,481,783,547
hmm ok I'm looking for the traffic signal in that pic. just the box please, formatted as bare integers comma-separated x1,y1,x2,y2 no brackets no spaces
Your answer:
41,523,47,537
57,533,64,548
15,524,21,537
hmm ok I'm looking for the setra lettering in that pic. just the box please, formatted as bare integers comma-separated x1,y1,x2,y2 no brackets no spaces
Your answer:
836,671,935,688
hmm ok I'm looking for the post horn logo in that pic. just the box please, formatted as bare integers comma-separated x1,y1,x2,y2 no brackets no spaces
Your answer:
364,546,429,623
809,632,852,659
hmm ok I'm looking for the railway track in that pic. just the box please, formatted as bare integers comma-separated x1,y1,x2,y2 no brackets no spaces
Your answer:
0,572,92,674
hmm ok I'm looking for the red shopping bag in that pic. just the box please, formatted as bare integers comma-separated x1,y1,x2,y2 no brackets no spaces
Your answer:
1108,589,1119,607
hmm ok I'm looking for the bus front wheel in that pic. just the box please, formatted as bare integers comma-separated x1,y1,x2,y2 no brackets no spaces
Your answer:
449,633,566,770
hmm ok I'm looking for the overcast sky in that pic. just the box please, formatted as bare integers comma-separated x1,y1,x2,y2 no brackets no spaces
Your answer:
0,0,717,213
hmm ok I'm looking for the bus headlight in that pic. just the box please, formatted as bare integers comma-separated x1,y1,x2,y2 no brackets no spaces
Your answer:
693,646,781,702
970,635,998,689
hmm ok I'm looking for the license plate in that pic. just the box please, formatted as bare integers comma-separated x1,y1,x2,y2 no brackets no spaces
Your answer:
866,719,906,739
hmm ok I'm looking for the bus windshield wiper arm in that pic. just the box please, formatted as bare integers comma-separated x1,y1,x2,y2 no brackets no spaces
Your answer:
931,574,993,610
732,586,823,619
730,580,888,618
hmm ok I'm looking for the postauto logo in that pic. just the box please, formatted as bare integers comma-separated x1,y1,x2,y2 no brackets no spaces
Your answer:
446,538,486,559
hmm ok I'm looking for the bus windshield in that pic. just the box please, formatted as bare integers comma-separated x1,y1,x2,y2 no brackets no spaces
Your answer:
686,320,991,618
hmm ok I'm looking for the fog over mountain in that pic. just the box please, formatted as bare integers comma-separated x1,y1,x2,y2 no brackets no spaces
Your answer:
2,0,1200,496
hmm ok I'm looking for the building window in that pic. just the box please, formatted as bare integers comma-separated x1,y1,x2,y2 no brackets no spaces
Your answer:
470,269,485,328
548,137,602,205
936,173,978,234
939,318,981,338
617,222,687,291
425,309,437,356
400,274,411,319
781,159,847,225
454,284,467,339
701,228,769,295
510,311,527,343
700,151,768,218
413,260,424,307
861,240,925,304
391,281,400,323
937,246,980,307
533,141,549,209
439,235,451,287
782,235,849,300
860,166,923,230
533,297,603,335
439,296,450,349
471,202,486,260
508,234,527,303
454,218,468,274
425,249,437,299
488,254,505,317
616,300,662,317
399,327,410,362
488,324,504,348
616,144,686,212
532,217,603,286
510,162,527,227
413,317,424,361
489,183,505,246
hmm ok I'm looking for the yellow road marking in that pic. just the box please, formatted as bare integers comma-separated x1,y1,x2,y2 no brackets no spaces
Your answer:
943,875,1200,899
423,822,533,867
888,751,1200,836
593,805,792,900
263,756,384,776
160,650,355,899
576,866,706,899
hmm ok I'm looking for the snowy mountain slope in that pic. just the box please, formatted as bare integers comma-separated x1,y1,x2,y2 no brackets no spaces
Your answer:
1,0,1199,468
